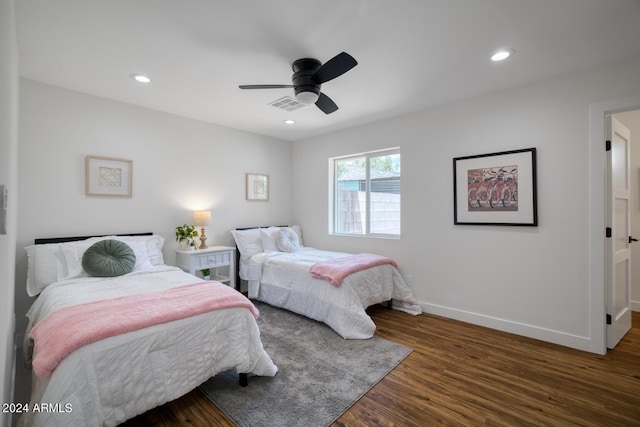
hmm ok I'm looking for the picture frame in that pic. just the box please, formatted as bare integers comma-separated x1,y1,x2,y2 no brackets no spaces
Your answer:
453,148,537,226
246,173,269,201
85,155,133,197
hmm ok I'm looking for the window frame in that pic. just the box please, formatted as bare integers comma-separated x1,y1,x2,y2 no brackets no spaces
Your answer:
329,147,401,238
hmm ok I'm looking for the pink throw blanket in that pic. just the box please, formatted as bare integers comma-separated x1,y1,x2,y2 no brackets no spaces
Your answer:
30,282,259,378
310,253,398,287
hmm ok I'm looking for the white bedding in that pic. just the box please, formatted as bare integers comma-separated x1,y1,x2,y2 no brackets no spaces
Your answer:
245,248,422,339
21,265,277,427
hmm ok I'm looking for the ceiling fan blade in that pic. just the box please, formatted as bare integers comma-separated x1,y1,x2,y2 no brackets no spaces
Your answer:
311,52,357,84
315,92,338,114
239,84,294,89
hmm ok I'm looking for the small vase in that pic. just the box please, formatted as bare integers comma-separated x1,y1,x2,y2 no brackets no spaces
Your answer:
203,275,211,281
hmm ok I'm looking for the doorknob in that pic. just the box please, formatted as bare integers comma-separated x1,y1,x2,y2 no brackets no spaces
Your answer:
629,236,639,243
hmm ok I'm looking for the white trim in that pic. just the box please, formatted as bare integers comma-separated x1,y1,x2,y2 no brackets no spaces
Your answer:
632,300,640,312
331,146,401,160
420,302,592,352
14,332,23,352
329,147,401,238
9,315,16,427
327,157,335,234
589,95,640,355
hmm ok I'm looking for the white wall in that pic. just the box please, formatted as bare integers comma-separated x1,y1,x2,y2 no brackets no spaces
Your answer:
16,79,292,338
292,59,640,352
0,0,18,426
616,110,640,311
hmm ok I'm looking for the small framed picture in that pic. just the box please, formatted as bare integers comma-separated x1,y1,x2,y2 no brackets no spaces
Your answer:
453,148,537,226
85,155,133,197
246,173,269,201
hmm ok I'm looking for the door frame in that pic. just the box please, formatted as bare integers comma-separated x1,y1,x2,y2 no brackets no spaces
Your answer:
589,95,640,355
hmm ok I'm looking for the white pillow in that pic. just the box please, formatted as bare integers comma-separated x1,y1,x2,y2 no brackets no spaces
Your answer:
276,227,300,253
230,228,263,258
25,243,63,296
27,234,164,294
260,227,282,252
59,234,165,280
115,234,165,266
231,228,265,282
58,236,111,280
290,225,304,247
113,239,154,271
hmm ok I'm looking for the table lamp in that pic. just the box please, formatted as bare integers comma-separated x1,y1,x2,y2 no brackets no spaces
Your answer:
193,210,211,249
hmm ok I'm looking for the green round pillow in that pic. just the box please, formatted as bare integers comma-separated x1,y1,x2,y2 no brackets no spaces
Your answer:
82,239,136,277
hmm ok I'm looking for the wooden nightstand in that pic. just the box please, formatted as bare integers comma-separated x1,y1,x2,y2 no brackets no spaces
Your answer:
175,246,236,290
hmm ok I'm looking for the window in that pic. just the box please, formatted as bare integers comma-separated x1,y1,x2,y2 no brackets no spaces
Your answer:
331,148,400,237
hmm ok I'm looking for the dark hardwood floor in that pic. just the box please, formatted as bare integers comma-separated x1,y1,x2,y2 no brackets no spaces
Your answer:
121,310,640,426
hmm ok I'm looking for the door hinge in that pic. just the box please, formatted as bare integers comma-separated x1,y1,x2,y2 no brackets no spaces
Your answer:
606,227,612,238
606,140,611,151
606,314,612,325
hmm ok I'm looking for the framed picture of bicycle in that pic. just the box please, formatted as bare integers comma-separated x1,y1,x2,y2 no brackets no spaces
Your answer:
453,147,537,226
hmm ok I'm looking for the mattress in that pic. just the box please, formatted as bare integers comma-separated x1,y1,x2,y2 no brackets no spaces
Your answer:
246,248,422,339
20,265,277,427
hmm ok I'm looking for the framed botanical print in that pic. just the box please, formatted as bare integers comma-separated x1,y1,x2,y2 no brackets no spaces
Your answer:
246,173,269,201
85,155,133,197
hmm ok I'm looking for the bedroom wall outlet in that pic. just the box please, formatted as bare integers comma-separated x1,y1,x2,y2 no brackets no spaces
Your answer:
0,185,6,235
406,274,415,287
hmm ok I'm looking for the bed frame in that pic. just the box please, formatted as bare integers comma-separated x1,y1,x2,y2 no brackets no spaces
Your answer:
33,231,249,387
34,232,153,245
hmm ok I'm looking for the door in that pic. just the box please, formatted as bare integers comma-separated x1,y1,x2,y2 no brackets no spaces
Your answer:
606,116,633,349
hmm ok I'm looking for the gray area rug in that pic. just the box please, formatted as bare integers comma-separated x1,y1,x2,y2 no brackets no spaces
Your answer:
199,302,412,427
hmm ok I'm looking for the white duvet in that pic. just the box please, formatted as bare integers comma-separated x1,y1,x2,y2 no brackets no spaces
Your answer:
246,248,422,339
20,265,277,427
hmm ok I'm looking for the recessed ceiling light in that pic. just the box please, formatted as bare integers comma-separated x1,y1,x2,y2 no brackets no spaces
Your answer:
283,119,295,125
491,49,515,62
130,74,151,83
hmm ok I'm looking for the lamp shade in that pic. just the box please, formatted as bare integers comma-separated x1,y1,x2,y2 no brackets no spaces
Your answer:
193,210,211,226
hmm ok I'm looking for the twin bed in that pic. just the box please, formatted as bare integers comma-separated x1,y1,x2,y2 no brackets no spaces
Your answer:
231,225,422,339
21,233,277,427
21,226,421,426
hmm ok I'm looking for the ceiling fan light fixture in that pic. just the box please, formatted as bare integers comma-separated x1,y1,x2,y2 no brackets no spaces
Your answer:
295,90,319,105
239,51,357,114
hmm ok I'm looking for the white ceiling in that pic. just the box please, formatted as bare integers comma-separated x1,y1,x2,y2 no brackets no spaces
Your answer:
15,0,640,142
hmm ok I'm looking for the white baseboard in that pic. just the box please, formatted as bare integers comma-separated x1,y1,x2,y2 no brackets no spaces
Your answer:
631,300,640,312
418,301,594,353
